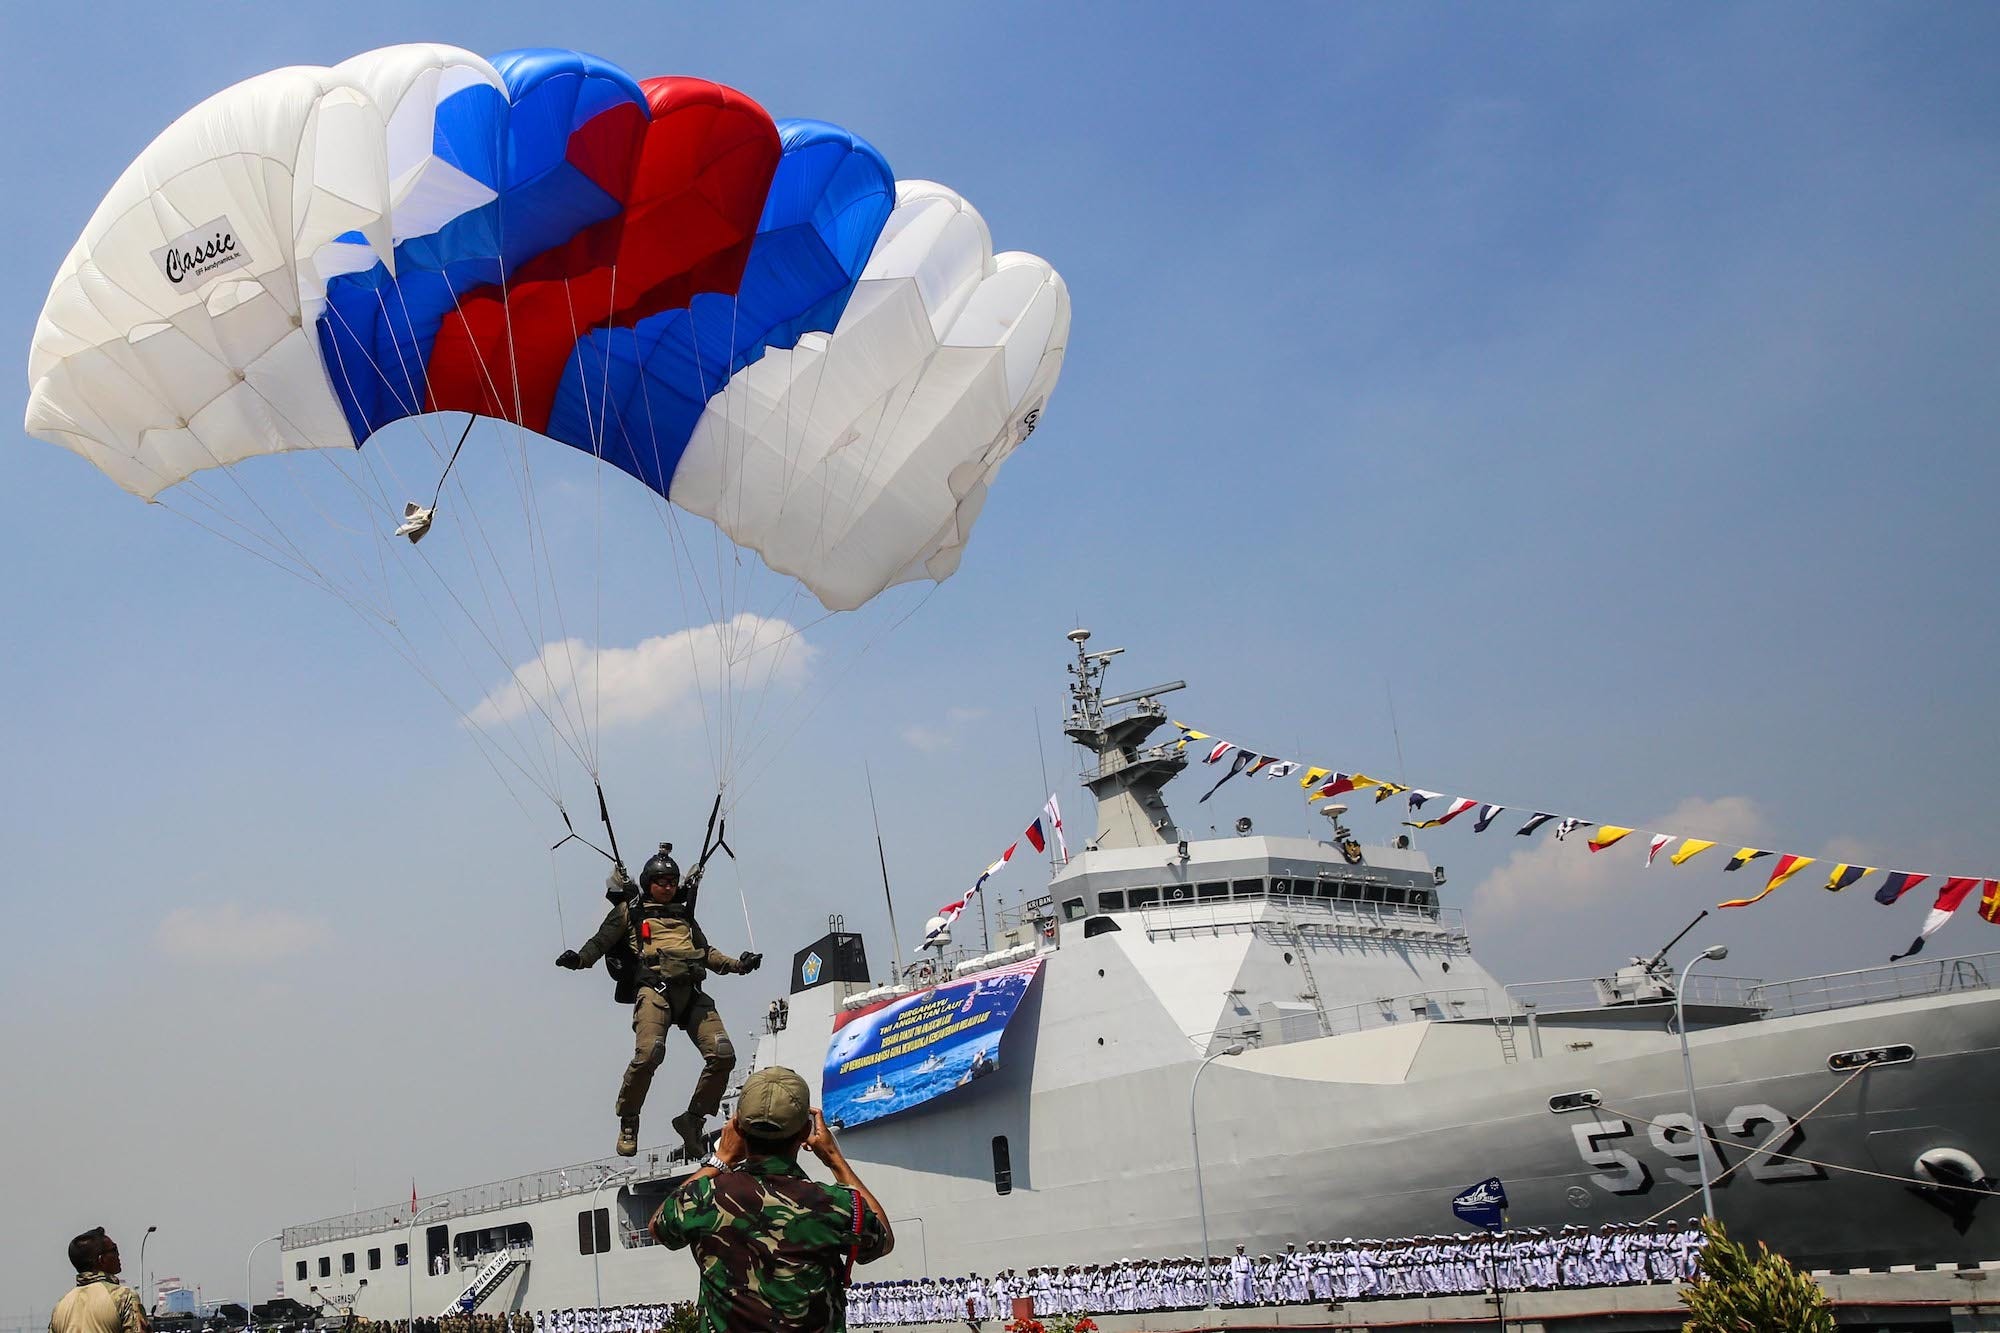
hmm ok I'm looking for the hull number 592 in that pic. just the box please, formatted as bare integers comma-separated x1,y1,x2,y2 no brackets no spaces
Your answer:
1571,1106,1827,1195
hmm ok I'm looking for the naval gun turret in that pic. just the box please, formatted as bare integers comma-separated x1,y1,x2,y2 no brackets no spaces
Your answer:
1592,910,1708,1005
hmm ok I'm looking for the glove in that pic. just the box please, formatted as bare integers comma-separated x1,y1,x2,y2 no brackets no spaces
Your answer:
605,864,635,897
556,949,582,970
737,951,763,974
685,864,705,891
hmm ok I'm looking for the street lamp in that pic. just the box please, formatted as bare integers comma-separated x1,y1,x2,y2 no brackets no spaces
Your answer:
406,1201,444,1333
591,1168,638,1310
1190,1043,1246,1306
1676,945,1729,1221
244,1235,280,1332
139,1226,157,1314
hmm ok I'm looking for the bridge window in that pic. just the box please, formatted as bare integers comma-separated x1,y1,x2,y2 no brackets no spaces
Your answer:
1232,879,1265,899
1082,916,1122,938
342,1253,355,1275
1271,877,1295,897
1062,896,1086,921
1096,890,1125,913
295,1262,307,1283
1128,886,1161,908
367,1248,381,1271
1196,882,1229,901
577,1208,611,1256
1384,886,1409,905
318,1257,331,1279
992,1136,1013,1195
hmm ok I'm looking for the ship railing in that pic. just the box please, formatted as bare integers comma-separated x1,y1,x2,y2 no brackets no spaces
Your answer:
1318,986,1502,1035
282,1152,694,1248
1197,985,1506,1048
1749,951,2000,1018
1140,895,1464,943
1504,973,1764,1013
1079,739,1183,784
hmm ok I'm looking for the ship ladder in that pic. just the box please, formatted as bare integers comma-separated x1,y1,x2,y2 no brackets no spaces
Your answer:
1276,908,1334,1037
1491,1014,1521,1064
443,1251,527,1315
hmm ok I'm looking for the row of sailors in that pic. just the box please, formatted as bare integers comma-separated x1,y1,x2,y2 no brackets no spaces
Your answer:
847,1222,1707,1324
525,1307,675,1333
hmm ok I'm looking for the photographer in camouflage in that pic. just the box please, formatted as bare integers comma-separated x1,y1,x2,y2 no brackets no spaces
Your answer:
653,1066,892,1333
558,844,762,1158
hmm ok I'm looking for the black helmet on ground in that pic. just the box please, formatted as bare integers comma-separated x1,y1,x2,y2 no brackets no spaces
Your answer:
640,843,680,892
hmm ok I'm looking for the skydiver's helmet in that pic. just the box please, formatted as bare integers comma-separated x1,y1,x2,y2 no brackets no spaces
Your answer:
640,844,681,894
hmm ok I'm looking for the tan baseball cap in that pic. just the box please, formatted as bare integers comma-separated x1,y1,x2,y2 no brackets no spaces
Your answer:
736,1066,811,1136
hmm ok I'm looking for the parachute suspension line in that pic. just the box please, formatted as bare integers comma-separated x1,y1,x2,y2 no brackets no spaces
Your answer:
679,303,735,782
728,582,939,807
430,207,599,786
574,262,629,773
155,472,567,817
425,414,478,512
626,309,730,787
549,844,569,948
430,258,603,784
348,278,588,794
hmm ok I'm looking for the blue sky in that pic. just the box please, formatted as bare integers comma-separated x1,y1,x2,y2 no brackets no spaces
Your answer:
2,0,1998,1313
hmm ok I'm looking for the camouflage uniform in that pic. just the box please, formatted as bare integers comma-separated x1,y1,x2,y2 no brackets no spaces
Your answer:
49,1273,146,1333
575,896,747,1120
651,1154,888,1333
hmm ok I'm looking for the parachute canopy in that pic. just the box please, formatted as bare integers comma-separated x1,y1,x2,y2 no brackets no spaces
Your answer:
26,44,1068,611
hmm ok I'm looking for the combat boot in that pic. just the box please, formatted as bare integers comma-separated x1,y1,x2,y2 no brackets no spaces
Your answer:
616,1115,639,1157
671,1110,707,1159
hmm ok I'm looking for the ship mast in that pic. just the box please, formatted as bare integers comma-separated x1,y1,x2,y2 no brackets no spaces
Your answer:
1062,629,1189,851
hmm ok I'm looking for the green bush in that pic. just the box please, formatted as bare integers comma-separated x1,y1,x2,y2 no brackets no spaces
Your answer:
1678,1217,1834,1333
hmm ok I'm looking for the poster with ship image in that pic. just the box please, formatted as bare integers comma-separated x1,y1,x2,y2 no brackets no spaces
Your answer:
823,957,1044,1128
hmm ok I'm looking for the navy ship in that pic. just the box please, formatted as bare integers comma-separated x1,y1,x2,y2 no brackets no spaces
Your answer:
280,632,2000,1317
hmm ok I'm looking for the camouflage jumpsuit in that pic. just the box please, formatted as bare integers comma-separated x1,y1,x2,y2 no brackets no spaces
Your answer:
651,1154,888,1333
575,896,747,1119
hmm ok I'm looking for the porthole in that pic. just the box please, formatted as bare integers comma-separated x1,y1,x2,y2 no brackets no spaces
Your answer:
1283,951,1294,964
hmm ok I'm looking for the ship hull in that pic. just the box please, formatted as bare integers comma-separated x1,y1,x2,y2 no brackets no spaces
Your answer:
288,987,2000,1319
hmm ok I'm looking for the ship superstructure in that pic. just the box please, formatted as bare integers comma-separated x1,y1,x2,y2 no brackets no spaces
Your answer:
282,635,2000,1318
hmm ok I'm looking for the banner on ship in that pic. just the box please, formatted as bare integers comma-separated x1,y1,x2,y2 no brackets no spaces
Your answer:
822,957,1044,1129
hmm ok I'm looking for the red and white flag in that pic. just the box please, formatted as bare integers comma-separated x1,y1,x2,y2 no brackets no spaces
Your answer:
1646,834,1673,867
1893,877,1986,960
1044,795,1068,863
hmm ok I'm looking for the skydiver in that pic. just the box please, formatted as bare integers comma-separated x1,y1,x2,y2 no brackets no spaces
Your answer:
557,844,762,1157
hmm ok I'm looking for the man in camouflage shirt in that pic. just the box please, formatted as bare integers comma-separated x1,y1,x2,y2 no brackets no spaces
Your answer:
49,1229,146,1333
653,1066,892,1332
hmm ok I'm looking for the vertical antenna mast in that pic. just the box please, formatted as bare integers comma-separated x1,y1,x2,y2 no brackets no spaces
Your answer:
865,763,905,983
1034,705,1058,876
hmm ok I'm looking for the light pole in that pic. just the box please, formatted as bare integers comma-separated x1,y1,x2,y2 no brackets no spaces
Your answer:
139,1226,157,1314
1190,1043,1246,1306
244,1235,280,1332
1676,945,1729,1221
591,1168,638,1310
406,1201,444,1333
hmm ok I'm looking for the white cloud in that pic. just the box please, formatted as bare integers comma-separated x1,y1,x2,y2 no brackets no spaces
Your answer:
466,613,815,731
900,707,988,753
155,904,331,962
1469,795,1769,925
